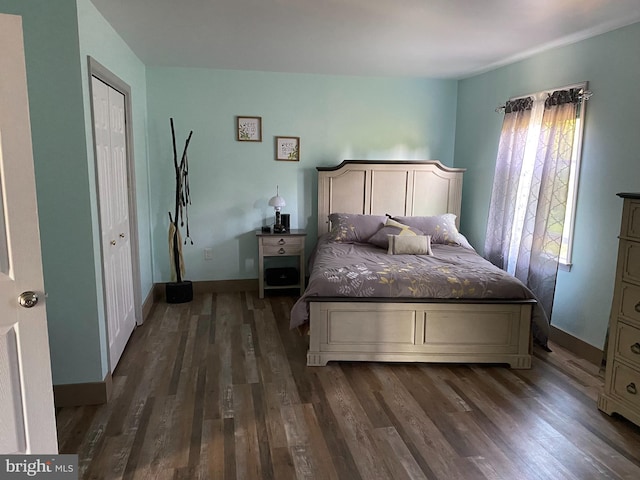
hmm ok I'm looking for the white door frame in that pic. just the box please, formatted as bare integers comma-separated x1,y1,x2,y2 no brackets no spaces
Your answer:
87,57,143,372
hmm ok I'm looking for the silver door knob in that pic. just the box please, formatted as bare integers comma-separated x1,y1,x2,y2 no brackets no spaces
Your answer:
18,291,38,308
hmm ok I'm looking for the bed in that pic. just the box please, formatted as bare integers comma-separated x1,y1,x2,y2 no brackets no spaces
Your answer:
291,160,545,369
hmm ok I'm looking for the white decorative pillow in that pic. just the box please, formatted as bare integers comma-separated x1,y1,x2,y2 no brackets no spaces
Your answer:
387,234,433,255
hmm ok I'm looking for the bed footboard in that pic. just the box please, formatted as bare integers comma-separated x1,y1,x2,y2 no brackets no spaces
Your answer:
307,301,533,369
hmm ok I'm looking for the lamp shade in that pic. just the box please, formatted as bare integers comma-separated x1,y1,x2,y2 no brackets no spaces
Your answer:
268,195,286,208
268,186,286,210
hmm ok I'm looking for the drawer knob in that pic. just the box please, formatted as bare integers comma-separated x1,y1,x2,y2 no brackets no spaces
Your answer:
632,342,640,355
278,248,286,254
627,382,638,395
278,238,286,245
635,302,640,313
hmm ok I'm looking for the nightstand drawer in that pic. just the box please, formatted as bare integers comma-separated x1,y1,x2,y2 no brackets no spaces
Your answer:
263,244,302,256
261,236,304,247
618,282,640,324
616,321,640,368
611,362,640,410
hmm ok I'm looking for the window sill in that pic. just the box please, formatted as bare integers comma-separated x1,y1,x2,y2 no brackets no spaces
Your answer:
559,262,572,272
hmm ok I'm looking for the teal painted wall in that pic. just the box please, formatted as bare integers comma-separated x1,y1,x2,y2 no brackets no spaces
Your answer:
0,0,152,386
146,69,457,282
455,23,640,349
76,0,152,376
0,0,105,384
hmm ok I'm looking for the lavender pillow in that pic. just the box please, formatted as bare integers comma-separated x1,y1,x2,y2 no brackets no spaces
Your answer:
327,213,386,243
391,214,474,249
368,218,424,249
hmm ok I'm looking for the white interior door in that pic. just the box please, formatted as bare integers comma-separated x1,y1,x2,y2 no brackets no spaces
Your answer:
0,13,58,454
92,77,136,371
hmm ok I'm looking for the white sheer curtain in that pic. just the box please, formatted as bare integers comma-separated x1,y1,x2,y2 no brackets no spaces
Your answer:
485,97,534,269
485,89,582,346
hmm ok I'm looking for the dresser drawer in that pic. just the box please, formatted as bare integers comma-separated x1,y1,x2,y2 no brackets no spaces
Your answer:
611,362,640,410
622,200,640,241
261,236,304,247
262,244,302,256
616,321,640,368
620,240,640,284
618,282,640,324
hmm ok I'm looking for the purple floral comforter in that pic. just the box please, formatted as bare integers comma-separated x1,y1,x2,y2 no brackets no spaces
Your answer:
290,235,549,345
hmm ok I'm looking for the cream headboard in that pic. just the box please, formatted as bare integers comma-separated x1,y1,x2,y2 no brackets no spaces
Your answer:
317,160,465,237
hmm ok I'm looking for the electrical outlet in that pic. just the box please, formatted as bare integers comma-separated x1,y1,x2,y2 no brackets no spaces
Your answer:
204,248,213,260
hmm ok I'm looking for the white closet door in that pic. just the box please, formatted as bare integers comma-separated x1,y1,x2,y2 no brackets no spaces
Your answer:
92,76,136,371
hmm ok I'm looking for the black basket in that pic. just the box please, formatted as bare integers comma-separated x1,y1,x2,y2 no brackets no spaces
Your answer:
265,267,299,286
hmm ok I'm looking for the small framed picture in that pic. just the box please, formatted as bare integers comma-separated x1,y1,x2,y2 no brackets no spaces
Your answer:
275,136,300,161
236,116,262,142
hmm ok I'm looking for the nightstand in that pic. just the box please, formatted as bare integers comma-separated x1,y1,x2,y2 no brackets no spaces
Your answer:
256,229,306,298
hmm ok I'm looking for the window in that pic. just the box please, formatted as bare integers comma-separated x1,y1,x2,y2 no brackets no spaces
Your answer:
559,103,586,268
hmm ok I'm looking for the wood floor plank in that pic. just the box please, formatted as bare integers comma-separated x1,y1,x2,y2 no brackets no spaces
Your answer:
444,370,581,480
122,397,155,480
201,419,225,480
250,383,275,480
232,383,261,479
310,381,363,480
223,417,236,480
340,363,392,429
372,366,485,480
515,359,640,460
263,382,290,449
270,446,297,480
132,396,174,480
316,366,395,479
373,426,428,480
299,402,340,480
447,410,531,480
56,293,640,480
203,342,222,421
242,323,260,384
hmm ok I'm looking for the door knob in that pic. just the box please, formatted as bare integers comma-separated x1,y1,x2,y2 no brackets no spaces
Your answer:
18,291,38,308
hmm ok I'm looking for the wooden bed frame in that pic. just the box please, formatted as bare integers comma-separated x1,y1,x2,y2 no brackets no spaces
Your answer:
306,160,533,369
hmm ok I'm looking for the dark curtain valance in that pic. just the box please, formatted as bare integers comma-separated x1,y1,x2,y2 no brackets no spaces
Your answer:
545,88,581,108
505,97,533,113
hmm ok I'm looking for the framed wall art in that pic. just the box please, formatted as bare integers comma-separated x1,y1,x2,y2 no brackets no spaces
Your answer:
236,116,262,142
275,136,300,161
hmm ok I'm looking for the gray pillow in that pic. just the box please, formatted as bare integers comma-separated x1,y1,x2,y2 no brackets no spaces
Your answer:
327,213,386,243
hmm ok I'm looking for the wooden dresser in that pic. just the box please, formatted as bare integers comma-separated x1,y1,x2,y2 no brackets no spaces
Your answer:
598,193,640,426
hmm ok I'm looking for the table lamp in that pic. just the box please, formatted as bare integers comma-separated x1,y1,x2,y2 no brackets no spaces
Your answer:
268,186,286,233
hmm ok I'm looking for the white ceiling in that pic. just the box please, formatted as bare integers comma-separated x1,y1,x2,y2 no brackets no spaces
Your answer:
89,0,640,78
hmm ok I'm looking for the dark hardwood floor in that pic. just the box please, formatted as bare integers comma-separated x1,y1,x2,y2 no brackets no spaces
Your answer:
56,292,640,479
